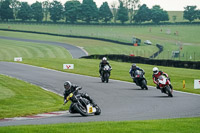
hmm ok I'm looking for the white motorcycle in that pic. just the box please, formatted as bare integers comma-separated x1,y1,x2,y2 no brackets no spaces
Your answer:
157,75,173,97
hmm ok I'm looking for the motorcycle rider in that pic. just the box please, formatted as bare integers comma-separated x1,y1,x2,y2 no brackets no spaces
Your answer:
99,57,112,77
63,81,97,113
129,64,145,86
152,67,173,91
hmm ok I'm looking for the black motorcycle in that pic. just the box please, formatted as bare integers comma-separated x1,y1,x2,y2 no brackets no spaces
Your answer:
132,70,148,90
101,65,112,83
64,87,101,116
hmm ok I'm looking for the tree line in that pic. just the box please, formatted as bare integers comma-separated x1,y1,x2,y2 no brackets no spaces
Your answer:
0,0,200,24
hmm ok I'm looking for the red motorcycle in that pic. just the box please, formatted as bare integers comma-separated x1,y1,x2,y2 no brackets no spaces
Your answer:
157,75,173,97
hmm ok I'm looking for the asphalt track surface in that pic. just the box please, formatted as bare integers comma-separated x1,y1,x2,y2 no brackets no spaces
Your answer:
0,36,87,58
0,62,200,127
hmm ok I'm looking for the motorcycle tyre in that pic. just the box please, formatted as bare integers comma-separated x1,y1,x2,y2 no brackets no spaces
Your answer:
94,105,101,115
165,86,173,97
141,79,148,90
74,103,88,116
106,73,109,83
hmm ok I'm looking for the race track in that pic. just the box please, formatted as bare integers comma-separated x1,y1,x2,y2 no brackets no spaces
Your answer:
0,62,200,127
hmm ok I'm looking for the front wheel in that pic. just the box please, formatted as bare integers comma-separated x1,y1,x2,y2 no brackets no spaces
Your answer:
165,86,173,97
141,79,148,90
74,103,88,116
106,73,109,83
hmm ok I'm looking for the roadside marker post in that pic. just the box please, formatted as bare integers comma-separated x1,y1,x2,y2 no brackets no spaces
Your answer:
183,80,185,89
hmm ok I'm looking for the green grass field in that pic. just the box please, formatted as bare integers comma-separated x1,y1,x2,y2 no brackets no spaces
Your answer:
0,117,200,133
1,23,200,60
0,74,67,119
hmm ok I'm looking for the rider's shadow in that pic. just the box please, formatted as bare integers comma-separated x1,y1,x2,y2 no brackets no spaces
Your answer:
149,96,174,98
124,88,147,91
67,114,96,118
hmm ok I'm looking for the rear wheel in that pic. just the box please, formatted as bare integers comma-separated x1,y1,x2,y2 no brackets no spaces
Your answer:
94,105,101,115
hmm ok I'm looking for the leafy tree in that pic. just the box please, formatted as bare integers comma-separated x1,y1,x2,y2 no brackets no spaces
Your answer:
10,0,21,20
134,4,151,23
183,6,198,22
0,0,3,20
121,0,140,23
151,5,169,24
198,10,200,20
99,2,113,23
42,0,50,22
117,1,128,24
81,0,98,23
49,0,63,23
0,0,13,21
31,1,43,22
111,1,117,23
64,0,81,23
17,2,32,21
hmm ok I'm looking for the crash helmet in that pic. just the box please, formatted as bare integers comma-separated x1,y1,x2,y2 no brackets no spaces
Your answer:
102,57,107,63
132,64,136,70
153,67,159,74
64,81,72,91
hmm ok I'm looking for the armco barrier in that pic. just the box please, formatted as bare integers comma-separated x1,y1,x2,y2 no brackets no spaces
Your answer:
81,54,200,69
149,44,163,58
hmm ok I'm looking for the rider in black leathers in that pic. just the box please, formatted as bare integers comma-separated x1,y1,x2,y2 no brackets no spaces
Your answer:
129,64,145,86
63,81,96,113
99,57,112,76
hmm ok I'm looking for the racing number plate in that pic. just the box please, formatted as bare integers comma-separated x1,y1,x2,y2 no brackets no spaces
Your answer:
89,107,93,113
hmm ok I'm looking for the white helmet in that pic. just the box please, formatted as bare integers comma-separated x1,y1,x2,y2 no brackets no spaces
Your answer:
153,67,159,74
102,57,107,61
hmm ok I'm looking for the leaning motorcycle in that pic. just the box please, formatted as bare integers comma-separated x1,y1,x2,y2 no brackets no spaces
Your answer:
132,70,148,90
157,75,173,97
64,87,101,116
101,65,112,83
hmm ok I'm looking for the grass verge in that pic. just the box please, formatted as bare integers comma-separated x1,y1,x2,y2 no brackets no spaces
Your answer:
0,74,68,119
0,117,200,133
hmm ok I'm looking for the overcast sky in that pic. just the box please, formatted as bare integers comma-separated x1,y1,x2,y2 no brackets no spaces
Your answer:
21,0,200,11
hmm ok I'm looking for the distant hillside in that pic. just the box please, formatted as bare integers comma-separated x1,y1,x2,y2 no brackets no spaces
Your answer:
168,11,200,22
